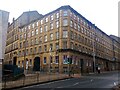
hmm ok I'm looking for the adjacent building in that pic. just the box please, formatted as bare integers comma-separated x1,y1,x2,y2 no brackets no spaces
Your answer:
4,5,120,74
110,35,120,70
0,10,9,63
4,11,43,65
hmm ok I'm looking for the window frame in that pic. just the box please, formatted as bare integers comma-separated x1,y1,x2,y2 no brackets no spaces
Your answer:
63,19,68,26
43,57,47,64
63,55,68,64
63,30,68,38
63,10,68,16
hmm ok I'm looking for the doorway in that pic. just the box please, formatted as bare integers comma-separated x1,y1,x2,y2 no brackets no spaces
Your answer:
13,57,17,65
106,62,109,71
33,57,40,71
80,59,84,74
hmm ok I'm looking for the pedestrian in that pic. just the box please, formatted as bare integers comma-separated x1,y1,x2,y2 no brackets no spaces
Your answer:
98,67,100,74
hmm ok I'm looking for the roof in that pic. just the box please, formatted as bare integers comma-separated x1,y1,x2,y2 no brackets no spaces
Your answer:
110,35,120,44
0,10,9,13
12,5,116,39
43,5,113,38
9,10,42,25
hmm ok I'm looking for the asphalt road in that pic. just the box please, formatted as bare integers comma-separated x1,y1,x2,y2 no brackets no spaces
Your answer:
17,71,120,89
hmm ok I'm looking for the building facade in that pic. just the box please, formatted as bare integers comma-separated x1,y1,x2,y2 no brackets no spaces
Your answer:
110,35,120,70
4,11,43,65
4,6,120,74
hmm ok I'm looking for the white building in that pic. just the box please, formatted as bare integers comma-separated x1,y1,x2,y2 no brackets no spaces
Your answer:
0,10,9,64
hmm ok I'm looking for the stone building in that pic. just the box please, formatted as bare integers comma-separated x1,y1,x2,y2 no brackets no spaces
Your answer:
110,35,120,70
4,5,120,74
4,11,43,65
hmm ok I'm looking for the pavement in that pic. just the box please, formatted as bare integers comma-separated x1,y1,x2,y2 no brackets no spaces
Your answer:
2,72,70,89
14,71,120,90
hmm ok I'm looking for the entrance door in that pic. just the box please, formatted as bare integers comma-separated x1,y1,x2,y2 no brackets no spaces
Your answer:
33,57,40,71
106,62,109,71
80,59,84,74
13,57,17,65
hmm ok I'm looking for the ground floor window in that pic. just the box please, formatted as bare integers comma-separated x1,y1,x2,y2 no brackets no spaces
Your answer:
44,57,47,64
55,56,59,64
86,60,89,66
29,59,32,66
18,61,20,67
55,67,59,72
63,67,67,73
50,56,53,64
63,55,68,64
89,61,92,66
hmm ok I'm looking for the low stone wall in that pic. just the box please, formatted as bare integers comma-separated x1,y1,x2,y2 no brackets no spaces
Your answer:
2,73,69,89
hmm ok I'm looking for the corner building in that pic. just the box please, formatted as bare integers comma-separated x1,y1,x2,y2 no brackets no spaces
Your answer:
5,5,120,74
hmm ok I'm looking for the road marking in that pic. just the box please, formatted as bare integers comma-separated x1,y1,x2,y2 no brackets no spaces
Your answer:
51,78,70,83
78,80,92,84
56,79,93,88
73,82,79,86
114,82,116,86
54,78,70,82
57,82,80,88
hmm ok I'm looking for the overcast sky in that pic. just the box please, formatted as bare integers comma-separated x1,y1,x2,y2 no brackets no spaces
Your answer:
0,0,119,36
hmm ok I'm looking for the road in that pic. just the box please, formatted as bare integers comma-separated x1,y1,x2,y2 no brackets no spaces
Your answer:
17,71,120,89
